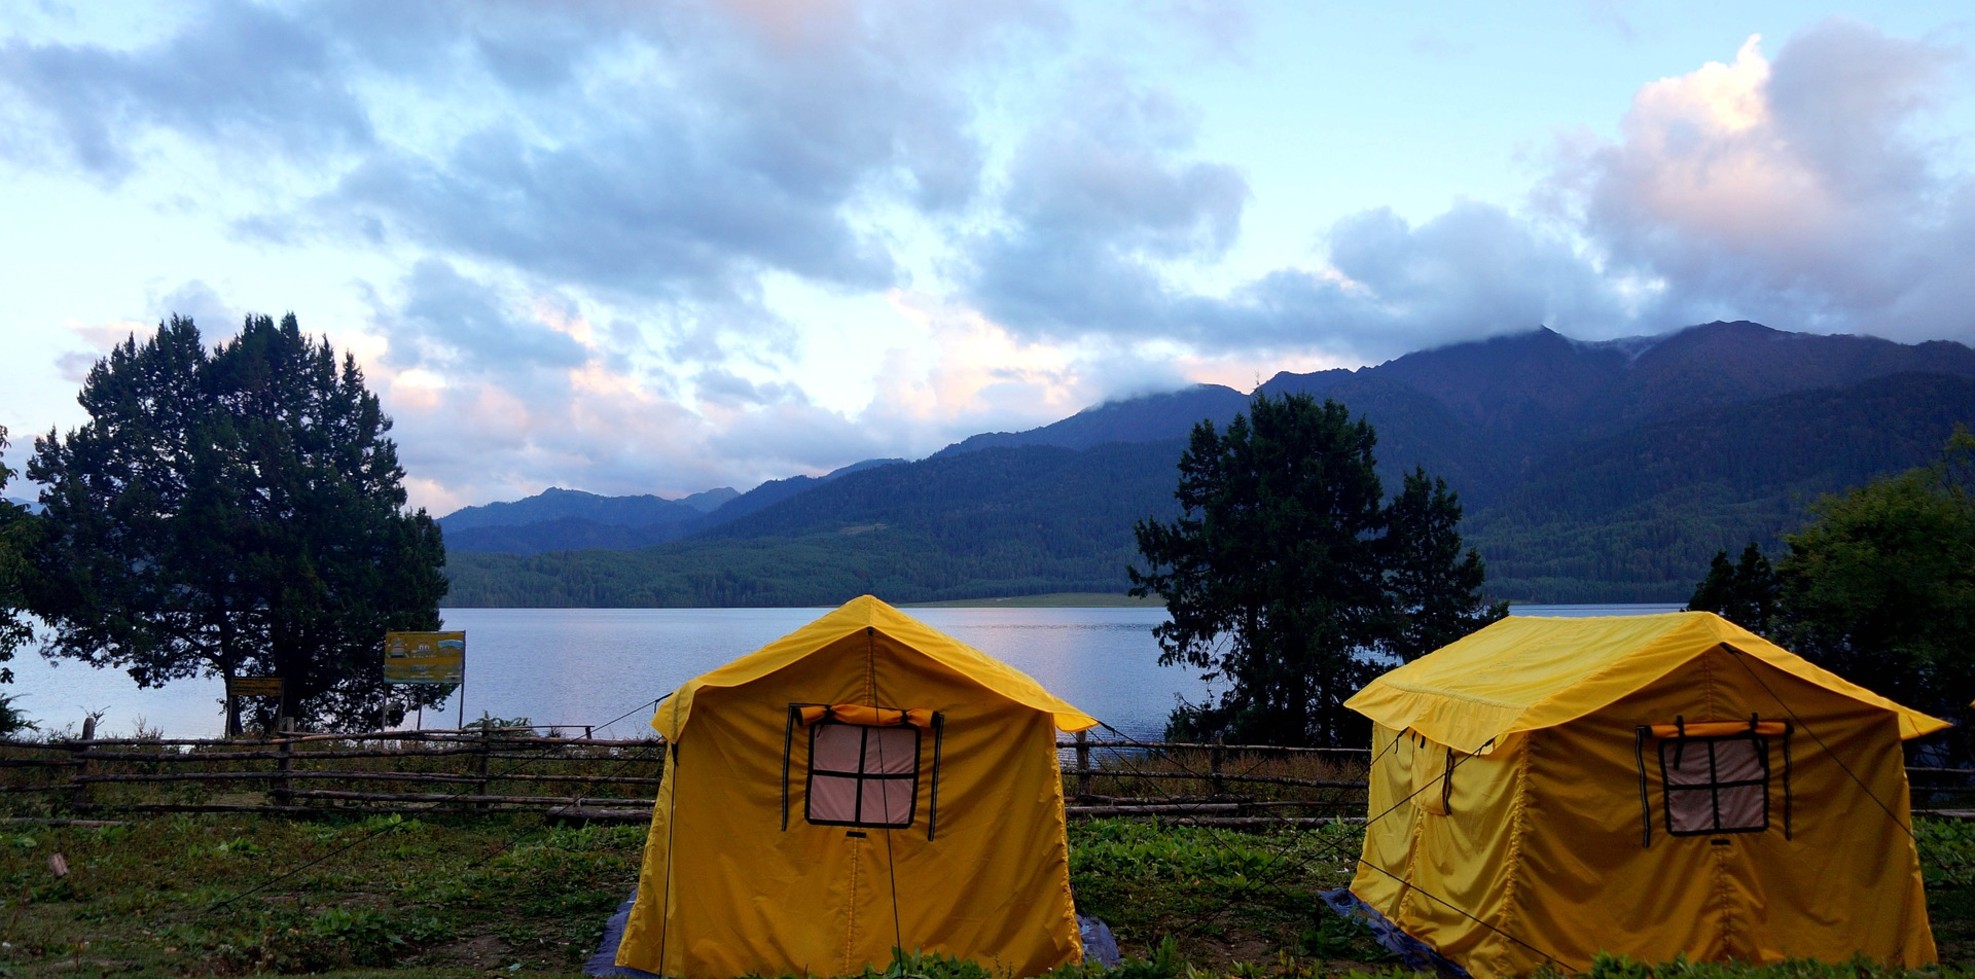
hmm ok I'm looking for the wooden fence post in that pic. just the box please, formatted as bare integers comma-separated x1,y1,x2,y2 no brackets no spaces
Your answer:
1074,729,1091,800
477,726,492,808
272,717,295,808
69,715,96,811
1210,739,1224,796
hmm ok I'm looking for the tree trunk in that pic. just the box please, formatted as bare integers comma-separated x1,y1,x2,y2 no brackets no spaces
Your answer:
223,671,242,737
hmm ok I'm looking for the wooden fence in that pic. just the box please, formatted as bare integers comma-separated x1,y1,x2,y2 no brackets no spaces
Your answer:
0,722,1373,825
6,723,1970,824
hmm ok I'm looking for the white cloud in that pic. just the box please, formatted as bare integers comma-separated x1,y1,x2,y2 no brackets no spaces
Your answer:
1554,19,1975,338
5,5,1973,513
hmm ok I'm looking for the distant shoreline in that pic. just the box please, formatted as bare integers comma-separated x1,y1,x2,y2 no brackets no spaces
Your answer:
433,592,1168,611
431,594,1676,611
906,592,1165,609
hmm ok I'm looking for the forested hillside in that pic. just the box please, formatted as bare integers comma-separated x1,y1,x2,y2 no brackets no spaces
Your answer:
1471,372,1975,600
446,441,1187,606
442,322,1975,607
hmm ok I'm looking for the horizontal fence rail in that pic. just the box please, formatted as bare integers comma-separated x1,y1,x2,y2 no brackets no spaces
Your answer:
1,717,672,822
5,722,1972,824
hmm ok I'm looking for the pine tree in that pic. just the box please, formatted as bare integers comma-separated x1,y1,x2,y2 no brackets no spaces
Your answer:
28,314,449,733
1384,468,1508,663
0,425,37,689
1130,393,1502,746
1686,542,1779,634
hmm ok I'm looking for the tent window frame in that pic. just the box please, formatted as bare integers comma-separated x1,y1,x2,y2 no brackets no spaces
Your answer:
1660,732,1768,836
1633,717,1793,847
779,703,944,835
804,720,921,830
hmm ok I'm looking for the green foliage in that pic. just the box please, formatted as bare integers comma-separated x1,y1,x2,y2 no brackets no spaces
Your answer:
0,423,37,685
1686,542,1780,633
1471,372,1975,602
1068,817,1378,971
0,689,35,737
303,907,449,967
1915,817,1975,890
1,813,1971,976
1681,429,1975,758
1130,393,1503,746
1385,468,1511,662
1774,441,1975,721
25,314,450,732
464,712,534,733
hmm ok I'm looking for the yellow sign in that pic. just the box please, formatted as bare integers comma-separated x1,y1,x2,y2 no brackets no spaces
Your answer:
383,631,465,685
226,676,284,698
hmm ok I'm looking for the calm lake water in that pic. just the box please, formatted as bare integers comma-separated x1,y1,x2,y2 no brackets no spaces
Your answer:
7,603,1682,740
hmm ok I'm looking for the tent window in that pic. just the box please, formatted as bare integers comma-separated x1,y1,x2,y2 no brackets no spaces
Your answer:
805,721,920,829
1658,732,1769,836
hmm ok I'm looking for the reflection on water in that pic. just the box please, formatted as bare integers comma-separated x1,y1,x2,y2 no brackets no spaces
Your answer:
7,603,1686,740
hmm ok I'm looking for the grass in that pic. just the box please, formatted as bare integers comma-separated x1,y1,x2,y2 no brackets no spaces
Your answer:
2,813,1972,978
1,813,638,977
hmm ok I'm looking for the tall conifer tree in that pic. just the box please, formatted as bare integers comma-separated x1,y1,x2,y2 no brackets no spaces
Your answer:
0,425,36,690
1130,392,1502,746
29,314,448,732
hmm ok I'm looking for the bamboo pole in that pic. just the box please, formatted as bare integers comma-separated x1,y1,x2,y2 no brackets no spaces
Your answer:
74,770,663,787
1074,729,1091,799
476,726,492,809
1068,798,1344,811
273,717,294,808
59,731,658,748
1056,739,1370,756
70,715,96,811
1098,816,1365,828
283,788,653,807
1066,769,1369,789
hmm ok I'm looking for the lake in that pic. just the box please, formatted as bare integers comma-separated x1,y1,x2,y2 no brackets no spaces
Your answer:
5,603,1682,741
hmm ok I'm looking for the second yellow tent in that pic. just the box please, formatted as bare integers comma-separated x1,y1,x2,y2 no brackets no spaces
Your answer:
1345,611,1944,978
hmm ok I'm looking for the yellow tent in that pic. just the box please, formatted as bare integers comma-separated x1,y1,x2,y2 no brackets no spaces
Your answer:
1345,611,1946,978
614,595,1098,979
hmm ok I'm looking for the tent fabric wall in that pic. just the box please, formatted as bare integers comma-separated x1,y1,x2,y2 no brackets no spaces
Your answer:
615,596,1095,979
1348,613,1941,978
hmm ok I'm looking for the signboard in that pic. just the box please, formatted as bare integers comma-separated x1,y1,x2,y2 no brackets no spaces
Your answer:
383,631,465,685
226,676,284,698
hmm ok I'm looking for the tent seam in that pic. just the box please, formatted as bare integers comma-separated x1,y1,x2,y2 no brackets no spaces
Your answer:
1494,736,1533,975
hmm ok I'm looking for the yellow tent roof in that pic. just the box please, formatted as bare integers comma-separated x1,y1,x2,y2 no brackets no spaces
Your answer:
651,594,1098,740
1345,611,1948,754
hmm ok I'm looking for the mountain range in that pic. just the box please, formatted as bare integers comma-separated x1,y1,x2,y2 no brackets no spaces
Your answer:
440,321,1975,606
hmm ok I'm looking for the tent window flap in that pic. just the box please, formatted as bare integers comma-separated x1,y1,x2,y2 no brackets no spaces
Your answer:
800,711,922,829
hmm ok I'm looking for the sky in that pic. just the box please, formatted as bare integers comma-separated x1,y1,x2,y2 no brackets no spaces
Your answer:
1,1,1972,516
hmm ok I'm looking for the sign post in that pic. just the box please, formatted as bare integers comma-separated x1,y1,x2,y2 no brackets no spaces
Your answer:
383,631,467,730
223,677,284,738
225,676,285,699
